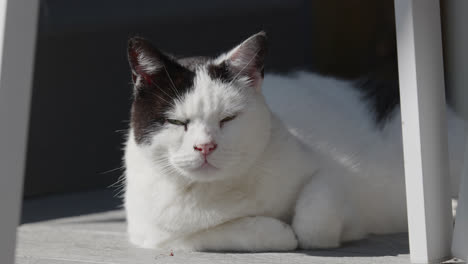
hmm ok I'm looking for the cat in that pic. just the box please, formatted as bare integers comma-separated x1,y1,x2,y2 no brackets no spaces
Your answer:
123,31,464,251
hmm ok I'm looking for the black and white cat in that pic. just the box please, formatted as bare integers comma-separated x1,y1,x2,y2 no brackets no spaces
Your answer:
124,32,464,251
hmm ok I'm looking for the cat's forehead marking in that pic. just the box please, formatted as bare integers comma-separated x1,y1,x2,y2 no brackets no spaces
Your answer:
179,56,234,84
170,68,245,119
207,61,235,84
178,56,211,72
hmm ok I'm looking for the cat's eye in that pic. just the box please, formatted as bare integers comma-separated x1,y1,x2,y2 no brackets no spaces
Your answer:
166,119,188,126
220,115,237,126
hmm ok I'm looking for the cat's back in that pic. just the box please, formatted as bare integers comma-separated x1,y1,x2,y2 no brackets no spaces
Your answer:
262,72,394,155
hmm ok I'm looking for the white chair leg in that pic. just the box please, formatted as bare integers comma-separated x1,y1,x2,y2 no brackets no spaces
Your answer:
441,0,468,261
394,0,453,263
0,0,39,263
452,139,468,260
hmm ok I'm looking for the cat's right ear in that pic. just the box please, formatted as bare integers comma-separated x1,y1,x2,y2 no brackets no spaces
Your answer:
127,37,164,89
212,32,267,92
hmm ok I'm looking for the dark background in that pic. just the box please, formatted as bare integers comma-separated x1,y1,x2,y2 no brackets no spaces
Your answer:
23,0,398,197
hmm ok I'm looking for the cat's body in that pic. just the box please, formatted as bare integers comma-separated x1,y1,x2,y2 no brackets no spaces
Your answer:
124,33,464,251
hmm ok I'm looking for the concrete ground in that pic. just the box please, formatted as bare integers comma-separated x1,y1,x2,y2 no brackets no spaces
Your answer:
16,189,411,264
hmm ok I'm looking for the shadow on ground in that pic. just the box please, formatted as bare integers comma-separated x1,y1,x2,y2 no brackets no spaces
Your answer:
200,233,409,257
21,188,122,224
299,233,409,257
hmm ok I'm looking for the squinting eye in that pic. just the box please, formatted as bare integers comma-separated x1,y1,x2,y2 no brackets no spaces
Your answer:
166,119,188,126
220,115,237,125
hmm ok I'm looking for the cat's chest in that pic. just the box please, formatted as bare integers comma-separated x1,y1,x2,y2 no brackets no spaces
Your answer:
146,178,260,233
251,160,314,218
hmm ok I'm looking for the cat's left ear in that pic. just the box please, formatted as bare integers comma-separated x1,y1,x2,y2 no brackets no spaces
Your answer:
127,37,164,87
215,31,267,91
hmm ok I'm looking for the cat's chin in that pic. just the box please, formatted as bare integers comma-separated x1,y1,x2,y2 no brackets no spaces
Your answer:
179,163,230,182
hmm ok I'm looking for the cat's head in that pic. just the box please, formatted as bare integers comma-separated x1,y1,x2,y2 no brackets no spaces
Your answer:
127,32,271,182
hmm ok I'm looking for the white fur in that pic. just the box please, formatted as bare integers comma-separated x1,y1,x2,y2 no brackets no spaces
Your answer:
131,52,160,87
137,52,160,74
124,70,465,251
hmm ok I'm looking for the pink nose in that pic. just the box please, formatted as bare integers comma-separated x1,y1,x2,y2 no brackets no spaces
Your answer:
193,142,217,156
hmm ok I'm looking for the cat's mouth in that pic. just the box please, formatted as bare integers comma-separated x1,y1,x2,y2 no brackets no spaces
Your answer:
194,160,219,171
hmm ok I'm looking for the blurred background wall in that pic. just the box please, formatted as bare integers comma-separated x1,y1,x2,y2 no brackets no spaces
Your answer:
24,0,398,197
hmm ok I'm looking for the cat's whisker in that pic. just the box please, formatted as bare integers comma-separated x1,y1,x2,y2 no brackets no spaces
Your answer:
154,163,174,171
146,89,175,107
100,166,125,175
113,186,127,198
155,159,171,165
158,166,179,177
109,174,126,186
115,129,128,134
156,164,175,171
140,80,177,108
153,160,176,170
163,65,183,100
151,80,180,107
110,173,127,198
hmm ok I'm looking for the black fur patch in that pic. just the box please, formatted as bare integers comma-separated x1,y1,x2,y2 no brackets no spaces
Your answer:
207,61,235,83
356,75,400,127
128,38,195,144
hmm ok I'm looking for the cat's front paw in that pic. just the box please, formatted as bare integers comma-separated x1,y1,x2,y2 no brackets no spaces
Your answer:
292,175,344,249
292,209,341,249
129,233,158,249
185,216,298,252
128,228,175,250
258,217,298,251
237,216,299,251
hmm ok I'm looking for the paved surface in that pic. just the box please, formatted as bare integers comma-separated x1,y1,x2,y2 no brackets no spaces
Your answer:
16,190,411,264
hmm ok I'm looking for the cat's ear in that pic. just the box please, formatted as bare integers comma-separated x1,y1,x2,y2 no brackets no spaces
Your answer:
127,37,167,88
215,31,267,90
